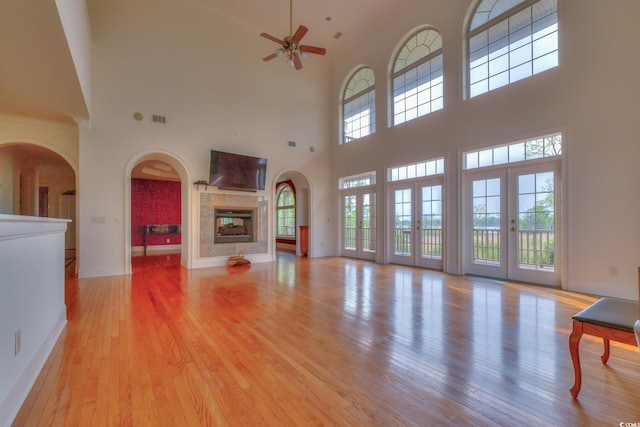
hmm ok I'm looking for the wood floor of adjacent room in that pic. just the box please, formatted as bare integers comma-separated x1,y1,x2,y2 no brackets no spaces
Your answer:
13,253,640,426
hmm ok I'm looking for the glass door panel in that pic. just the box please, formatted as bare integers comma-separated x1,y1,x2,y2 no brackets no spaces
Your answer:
508,165,559,285
389,179,444,269
341,188,376,260
464,163,560,286
417,184,443,269
393,187,413,258
343,194,357,255
362,193,376,255
465,171,507,278
472,178,502,266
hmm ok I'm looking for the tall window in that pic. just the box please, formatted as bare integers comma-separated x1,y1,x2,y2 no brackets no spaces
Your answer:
392,28,443,126
467,0,558,98
276,183,295,238
343,67,375,143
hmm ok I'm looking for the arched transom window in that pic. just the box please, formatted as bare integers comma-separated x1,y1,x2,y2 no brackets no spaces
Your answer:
276,183,295,238
392,28,443,126
343,67,376,144
467,0,558,98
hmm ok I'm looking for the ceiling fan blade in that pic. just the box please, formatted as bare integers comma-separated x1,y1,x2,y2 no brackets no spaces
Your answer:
300,45,326,56
291,25,308,43
293,51,303,70
263,53,279,61
260,33,285,45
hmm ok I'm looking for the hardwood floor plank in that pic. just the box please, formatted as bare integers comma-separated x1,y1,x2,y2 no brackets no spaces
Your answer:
11,254,640,426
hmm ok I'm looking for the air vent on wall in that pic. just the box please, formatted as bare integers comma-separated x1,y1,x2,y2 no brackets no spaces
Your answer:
152,114,167,124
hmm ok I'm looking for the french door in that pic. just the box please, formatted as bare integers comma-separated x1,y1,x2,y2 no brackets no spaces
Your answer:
341,187,376,260
388,178,443,269
464,161,560,286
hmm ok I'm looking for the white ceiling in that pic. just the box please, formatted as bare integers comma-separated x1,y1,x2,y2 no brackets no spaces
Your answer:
0,0,89,125
0,0,402,126
196,0,404,52
132,160,180,182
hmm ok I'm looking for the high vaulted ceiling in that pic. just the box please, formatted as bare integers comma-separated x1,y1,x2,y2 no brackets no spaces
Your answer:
0,0,89,125
0,0,402,126
196,0,405,53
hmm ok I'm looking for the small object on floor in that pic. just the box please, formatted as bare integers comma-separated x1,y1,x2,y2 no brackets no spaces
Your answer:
227,255,250,267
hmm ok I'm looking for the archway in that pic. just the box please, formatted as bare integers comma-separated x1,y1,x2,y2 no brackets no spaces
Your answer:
0,142,78,268
124,151,191,273
274,170,311,257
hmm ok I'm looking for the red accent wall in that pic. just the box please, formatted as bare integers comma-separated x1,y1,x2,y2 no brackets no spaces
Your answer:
131,178,181,246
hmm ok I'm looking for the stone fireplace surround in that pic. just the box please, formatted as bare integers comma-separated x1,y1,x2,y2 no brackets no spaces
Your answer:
200,192,268,258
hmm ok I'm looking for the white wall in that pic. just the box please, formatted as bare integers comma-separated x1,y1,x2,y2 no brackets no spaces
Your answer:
0,215,68,427
0,115,79,168
329,0,640,299
78,0,333,277
0,115,80,258
38,164,76,218
0,151,14,214
55,0,92,118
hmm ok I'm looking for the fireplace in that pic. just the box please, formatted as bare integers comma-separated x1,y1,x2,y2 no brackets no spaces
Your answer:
200,193,268,258
214,208,255,243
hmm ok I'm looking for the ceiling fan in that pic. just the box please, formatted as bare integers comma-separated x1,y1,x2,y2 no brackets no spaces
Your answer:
260,0,326,70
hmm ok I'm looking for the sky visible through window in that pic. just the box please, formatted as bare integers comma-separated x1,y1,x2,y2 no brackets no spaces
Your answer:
469,0,558,97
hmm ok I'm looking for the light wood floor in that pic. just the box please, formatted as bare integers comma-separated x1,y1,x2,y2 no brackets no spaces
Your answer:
13,254,640,426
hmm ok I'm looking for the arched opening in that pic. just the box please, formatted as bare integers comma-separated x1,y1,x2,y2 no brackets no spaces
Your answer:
274,170,311,257
0,142,78,269
125,151,191,273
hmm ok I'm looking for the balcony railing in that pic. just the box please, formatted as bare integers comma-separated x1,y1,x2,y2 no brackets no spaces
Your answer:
393,228,442,258
473,228,554,270
344,227,376,252
517,229,555,270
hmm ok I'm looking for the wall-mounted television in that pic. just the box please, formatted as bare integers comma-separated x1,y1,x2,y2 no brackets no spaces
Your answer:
209,150,267,192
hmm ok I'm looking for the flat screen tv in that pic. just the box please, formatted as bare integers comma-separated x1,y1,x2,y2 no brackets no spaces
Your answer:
209,150,267,191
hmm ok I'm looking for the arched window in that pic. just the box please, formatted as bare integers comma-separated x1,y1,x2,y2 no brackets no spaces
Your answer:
276,183,295,238
392,28,443,126
342,67,375,144
467,0,558,98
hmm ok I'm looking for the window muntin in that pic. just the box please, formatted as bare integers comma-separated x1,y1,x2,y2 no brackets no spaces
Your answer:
463,133,561,170
467,0,558,98
393,29,443,126
343,67,375,143
388,158,445,183
276,184,295,237
339,171,377,189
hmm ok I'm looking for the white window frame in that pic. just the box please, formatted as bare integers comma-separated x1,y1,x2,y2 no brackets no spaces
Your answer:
342,67,376,144
466,0,559,99
276,184,295,238
392,28,444,126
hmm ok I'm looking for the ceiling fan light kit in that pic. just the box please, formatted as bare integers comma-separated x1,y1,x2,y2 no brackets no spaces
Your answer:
260,0,326,70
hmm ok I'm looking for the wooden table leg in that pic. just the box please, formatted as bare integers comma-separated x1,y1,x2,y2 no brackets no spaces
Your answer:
569,320,583,398
600,338,610,364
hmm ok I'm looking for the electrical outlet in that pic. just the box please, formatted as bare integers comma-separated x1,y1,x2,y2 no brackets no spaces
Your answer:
15,330,21,356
